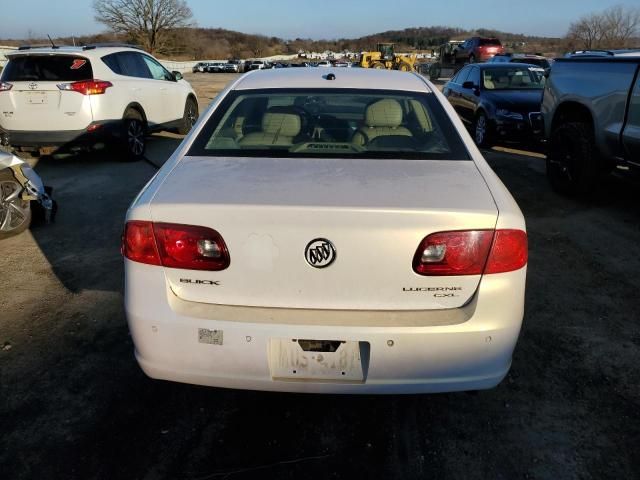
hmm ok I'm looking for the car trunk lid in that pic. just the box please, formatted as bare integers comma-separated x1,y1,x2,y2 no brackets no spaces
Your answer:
0,54,94,131
149,156,499,311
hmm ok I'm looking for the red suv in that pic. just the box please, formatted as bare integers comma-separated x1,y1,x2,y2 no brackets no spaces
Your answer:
454,37,504,63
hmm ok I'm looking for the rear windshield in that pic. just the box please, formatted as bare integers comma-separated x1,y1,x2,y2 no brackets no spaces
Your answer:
1,55,93,82
188,88,470,160
479,38,502,46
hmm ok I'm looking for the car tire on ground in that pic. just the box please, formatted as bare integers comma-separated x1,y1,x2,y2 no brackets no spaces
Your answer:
473,111,492,148
178,97,199,135
547,121,600,195
0,169,32,239
120,110,146,162
429,64,441,80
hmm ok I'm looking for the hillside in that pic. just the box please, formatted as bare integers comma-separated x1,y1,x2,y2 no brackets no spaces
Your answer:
0,25,565,60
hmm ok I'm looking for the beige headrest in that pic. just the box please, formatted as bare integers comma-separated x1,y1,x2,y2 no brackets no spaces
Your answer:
262,112,301,137
365,99,403,128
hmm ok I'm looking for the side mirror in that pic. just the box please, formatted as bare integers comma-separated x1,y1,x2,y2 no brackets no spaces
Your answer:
172,71,183,81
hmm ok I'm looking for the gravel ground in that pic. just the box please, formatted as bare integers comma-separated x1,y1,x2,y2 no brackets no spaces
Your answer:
0,73,638,480
184,72,240,112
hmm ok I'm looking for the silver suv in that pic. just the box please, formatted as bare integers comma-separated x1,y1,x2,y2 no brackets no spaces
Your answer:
0,44,198,160
542,50,640,194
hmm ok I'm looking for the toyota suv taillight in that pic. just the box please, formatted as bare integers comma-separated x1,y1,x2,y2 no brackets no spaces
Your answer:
122,221,230,271
413,229,527,276
57,79,113,95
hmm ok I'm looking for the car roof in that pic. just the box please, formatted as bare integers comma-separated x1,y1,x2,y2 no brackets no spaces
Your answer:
477,62,542,69
233,68,431,92
566,49,640,58
7,45,146,59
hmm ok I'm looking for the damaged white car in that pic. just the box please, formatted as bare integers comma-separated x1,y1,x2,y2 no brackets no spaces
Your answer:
123,69,527,394
0,151,54,238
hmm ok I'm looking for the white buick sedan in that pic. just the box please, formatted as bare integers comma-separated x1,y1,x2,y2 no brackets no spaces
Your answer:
123,68,527,394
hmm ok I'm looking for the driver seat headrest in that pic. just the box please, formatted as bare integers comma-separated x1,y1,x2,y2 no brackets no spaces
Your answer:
365,99,404,128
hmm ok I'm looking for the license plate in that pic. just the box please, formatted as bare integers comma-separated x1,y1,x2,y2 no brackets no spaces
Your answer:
27,92,48,104
269,338,365,382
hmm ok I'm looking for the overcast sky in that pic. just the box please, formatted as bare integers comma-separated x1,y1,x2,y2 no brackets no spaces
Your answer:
1,0,636,40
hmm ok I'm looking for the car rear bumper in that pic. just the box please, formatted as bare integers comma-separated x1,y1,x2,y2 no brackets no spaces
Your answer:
125,261,526,394
0,121,118,147
136,353,511,394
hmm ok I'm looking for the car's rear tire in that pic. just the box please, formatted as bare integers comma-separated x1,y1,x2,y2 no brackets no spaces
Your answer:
547,121,600,195
120,110,146,162
0,169,32,239
473,112,492,148
178,97,199,135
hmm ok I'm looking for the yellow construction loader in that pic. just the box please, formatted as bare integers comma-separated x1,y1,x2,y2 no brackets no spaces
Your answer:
359,43,417,71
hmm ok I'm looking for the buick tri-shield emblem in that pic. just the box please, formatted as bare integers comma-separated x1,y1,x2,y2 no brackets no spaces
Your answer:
28,83,38,90
305,238,336,268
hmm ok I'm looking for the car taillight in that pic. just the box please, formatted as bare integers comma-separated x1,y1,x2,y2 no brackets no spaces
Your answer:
57,79,112,95
484,229,528,274
122,221,230,271
0,82,13,92
413,229,527,276
122,221,161,266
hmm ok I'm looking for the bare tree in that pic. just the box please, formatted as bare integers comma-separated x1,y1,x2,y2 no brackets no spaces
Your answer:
567,14,604,50
601,5,640,47
93,0,193,54
567,4,640,50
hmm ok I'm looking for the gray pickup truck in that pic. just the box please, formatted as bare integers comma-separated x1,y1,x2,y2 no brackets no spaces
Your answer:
542,52,640,194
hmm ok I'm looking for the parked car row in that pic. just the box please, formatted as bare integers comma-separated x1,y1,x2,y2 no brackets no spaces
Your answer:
193,61,244,73
192,59,360,73
440,41,640,196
